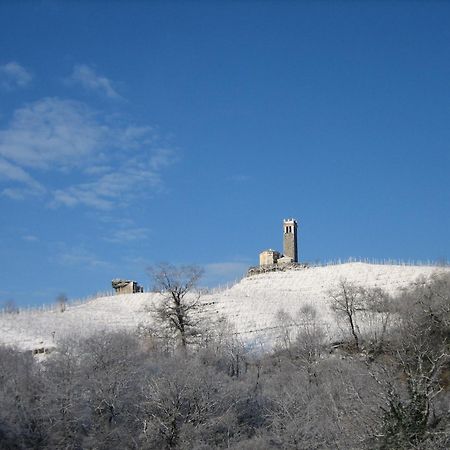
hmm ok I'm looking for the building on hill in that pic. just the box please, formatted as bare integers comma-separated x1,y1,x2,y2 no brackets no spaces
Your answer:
283,218,298,263
259,249,281,266
112,279,144,294
259,218,299,267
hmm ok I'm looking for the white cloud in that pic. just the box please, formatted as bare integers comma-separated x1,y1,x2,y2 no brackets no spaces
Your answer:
203,261,250,287
56,244,111,269
0,157,45,191
83,165,112,175
0,62,32,90
0,97,177,209
51,150,174,210
52,186,112,210
0,98,107,170
2,187,41,200
149,147,178,170
68,64,120,99
2,188,27,200
104,227,150,243
205,262,250,278
119,125,155,148
22,235,39,242
0,157,45,200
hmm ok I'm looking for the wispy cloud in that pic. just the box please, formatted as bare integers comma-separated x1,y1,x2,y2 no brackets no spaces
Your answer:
0,98,106,170
0,97,177,208
205,262,249,277
0,157,45,200
0,158,45,191
83,165,112,175
104,226,150,243
22,234,39,242
55,244,111,269
203,261,250,287
0,62,32,90
68,64,120,99
51,148,176,209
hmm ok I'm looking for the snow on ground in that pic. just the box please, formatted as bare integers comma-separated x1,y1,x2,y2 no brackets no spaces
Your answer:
0,293,160,352
206,262,450,348
1,263,449,352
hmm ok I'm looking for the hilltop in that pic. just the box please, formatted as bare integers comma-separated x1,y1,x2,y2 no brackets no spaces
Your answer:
1,262,449,352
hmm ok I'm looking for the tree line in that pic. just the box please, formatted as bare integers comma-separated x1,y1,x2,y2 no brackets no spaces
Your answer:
0,264,449,449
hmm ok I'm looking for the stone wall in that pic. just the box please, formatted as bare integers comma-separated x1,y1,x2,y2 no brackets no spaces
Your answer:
248,262,308,276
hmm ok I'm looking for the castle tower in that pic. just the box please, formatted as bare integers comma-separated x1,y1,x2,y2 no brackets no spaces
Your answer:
283,218,298,262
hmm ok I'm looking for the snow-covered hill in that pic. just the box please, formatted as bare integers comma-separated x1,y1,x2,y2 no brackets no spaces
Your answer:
1,263,449,352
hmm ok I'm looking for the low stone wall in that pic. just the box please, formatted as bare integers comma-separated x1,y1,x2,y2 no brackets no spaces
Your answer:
247,262,308,276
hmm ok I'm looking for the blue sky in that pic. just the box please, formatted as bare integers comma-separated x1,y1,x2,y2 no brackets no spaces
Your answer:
0,1,449,307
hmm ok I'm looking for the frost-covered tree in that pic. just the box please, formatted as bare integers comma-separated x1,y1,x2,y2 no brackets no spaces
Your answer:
374,273,450,448
55,293,68,313
148,263,204,349
329,280,365,349
2,299,19,314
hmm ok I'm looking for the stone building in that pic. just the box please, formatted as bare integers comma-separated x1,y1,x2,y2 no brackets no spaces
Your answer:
259,249,281,266
283,218,298,263
112,279,144,295
259,218,299,267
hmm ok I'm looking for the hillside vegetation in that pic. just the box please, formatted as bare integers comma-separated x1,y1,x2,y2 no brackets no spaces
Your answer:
0,263,449,449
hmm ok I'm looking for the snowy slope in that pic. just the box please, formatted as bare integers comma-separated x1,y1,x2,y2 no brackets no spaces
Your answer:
207,262,450,347
1,263,448,352
0,293,159,351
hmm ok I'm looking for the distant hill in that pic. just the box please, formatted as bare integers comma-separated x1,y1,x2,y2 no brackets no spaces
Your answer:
1,262,449,352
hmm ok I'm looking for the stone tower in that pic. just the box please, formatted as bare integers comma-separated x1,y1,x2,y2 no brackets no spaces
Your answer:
283,218,298,262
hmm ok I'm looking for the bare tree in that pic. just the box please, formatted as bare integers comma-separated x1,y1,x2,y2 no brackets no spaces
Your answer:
363,273,450,448
274,305,326,384
148,263,204,349
264,356,383,449
56,293,68,313
275,309,296,353
329,280,365,349
140,357,240,449
361,286,392,354
294,304,326,369
2,299,19,314
0,345,47,447
199,316,248,378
